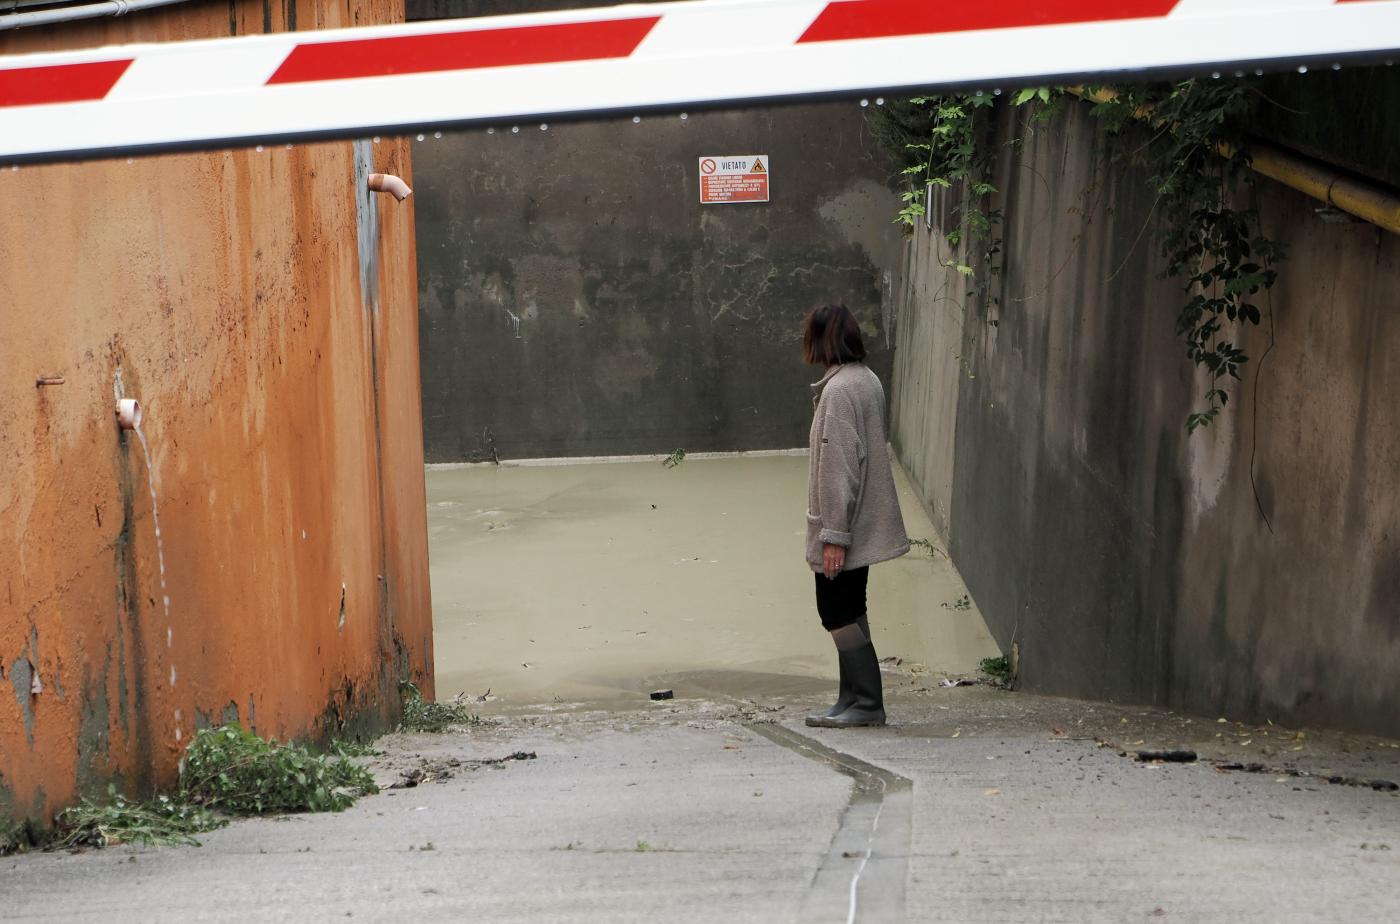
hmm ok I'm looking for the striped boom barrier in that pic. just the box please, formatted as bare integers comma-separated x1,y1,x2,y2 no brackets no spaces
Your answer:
0,0,1397,162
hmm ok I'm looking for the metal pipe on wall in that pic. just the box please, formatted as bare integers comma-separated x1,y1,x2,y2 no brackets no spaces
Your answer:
1068,86,1400,236
1247,145,1400,235
0,0,195,31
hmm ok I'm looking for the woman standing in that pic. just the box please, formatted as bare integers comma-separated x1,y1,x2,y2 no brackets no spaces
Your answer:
802,304,910,728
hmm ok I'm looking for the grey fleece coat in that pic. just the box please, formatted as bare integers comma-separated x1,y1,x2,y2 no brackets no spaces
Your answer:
805,363,910,572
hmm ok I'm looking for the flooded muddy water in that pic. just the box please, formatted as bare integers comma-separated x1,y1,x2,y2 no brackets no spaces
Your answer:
427,454,999,708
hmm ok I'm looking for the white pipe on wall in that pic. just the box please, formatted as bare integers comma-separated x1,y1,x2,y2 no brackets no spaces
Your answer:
367,173,412,202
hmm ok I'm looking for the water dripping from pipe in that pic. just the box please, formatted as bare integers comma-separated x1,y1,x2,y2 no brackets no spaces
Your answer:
131,425,177,695
133,427,171,625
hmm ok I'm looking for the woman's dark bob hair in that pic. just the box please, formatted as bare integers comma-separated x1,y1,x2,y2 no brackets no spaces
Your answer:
802,303,867,366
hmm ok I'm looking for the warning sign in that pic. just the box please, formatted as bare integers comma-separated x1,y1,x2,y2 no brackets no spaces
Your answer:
699,154,770,204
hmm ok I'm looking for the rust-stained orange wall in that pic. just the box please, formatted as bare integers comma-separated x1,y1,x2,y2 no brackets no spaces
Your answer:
0,0,433,829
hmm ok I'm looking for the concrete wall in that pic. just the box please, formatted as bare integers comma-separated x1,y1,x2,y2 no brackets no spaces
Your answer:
891,96,1400,737
0,0,433,834
414,103,901,462
407,0,902,461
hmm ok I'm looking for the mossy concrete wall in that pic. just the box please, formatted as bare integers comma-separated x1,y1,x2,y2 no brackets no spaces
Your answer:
891,89,1400,735
410,0,902,462
412,103,902,462
0,0,433,833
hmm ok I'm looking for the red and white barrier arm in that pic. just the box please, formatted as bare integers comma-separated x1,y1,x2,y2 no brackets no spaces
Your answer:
0,0,1397,163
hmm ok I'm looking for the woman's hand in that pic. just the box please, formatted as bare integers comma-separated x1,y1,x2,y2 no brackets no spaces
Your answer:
822,543,846,580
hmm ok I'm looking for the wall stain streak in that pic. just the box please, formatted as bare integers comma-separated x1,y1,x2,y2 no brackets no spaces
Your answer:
891,94,1400,737
0,0,433,831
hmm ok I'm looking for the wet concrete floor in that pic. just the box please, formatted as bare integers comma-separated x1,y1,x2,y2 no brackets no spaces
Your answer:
8,684,1398,923
7,464,1398,922
426,453,1001,708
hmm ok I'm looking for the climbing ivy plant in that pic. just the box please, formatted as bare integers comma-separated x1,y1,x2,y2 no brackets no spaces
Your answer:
870,91,1002,278
1087,79,1286,431
870,78,1287,433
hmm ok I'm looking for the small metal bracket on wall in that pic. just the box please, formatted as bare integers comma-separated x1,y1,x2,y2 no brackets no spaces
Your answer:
1314,206,1363,225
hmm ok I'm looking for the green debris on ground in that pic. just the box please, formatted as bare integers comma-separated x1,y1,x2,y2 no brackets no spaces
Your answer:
1,817,26,855
55,787,225,850
329,738,382,758
399,680,487,732
47,723,379,852
907,537,941,557
661,448,687,469
980,656,1012,685
181,723,378,815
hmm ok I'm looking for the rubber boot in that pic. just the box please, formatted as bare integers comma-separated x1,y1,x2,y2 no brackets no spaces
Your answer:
805,657,854,725
808,642,885,728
